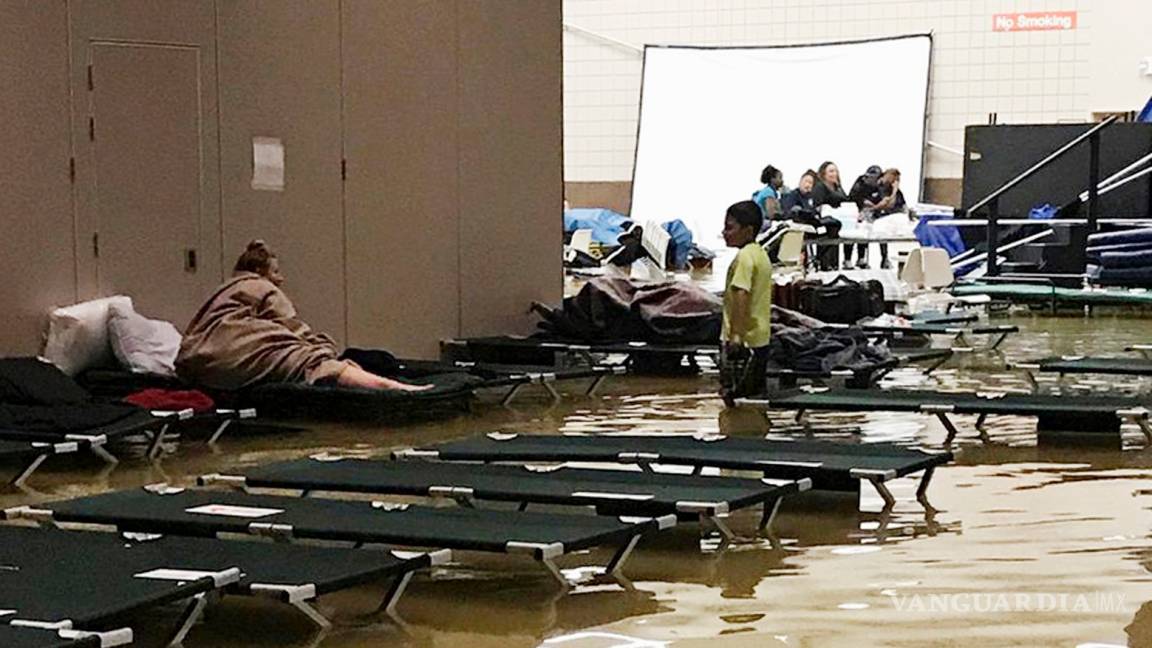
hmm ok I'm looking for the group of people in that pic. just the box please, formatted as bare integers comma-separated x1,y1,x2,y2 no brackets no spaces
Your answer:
751,161,908,270
718,160,910,400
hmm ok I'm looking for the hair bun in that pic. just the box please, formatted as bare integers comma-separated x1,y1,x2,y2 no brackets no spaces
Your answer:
247,239,267,251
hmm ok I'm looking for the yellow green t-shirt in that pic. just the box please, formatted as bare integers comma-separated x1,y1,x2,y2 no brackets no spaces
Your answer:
722,242,773,347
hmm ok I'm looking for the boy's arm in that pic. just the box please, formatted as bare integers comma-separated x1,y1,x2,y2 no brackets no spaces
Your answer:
727,287,752,345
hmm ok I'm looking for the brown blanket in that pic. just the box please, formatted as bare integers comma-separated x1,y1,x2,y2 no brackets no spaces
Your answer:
175,273,348,390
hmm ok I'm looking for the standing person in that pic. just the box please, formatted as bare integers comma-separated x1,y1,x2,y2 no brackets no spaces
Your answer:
752,165,784,224
867,168,908,269
811,161,851,270
719,201,774,404
847,165,884,268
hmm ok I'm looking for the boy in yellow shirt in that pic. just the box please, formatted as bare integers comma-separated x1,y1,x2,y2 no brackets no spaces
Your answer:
720,200,774,404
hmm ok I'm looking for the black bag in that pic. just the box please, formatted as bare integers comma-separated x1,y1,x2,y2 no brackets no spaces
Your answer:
797,275,884,324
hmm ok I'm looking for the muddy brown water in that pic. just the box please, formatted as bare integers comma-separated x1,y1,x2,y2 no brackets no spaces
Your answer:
5,312,1152,647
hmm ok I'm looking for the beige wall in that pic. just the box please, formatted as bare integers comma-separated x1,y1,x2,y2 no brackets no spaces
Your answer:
216,0,346,343
0,1,75,353
0,0,563,358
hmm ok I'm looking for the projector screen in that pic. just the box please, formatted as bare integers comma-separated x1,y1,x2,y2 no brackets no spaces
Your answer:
630,35,932,245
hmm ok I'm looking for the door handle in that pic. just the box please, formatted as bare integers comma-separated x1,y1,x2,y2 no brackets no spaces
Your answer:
185,248,197,272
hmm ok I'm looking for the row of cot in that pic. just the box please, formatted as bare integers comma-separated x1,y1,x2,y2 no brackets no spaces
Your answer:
0,356,628,487
2,432,952,647
8,327,1152,490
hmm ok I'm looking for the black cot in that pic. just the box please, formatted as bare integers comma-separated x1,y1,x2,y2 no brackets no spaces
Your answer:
0,406,181,465
0,439,84,488
1014,355,1152,391
0,525,238,647
0,525,442,630
735,388,1152,444
200,457,809,546
396,359,624,404
0,625,132,648
6,486,671,590
393,432,951,511
441,336,719,373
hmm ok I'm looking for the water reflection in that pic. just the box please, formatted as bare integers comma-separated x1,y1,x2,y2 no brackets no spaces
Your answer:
3,313,1152,646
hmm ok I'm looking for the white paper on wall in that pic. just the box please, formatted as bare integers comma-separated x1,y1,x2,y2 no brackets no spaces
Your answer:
252,136,285,191
630,35,932,245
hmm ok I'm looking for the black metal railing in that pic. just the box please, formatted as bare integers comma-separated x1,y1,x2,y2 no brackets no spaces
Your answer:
965,115,1118,275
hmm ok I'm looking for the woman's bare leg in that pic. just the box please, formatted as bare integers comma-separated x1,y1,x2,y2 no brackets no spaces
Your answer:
337,364,433,391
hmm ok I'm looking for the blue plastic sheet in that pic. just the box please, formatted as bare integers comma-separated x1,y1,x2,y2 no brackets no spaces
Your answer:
563,208,631,245
914,213,966,258
661,219,695,269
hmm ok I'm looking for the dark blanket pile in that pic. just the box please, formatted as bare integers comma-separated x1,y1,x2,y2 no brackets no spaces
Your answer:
0,357,144,432
765,325,892,374
532,277,722,344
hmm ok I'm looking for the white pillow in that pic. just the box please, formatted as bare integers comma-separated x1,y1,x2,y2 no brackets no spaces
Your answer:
107,302,182,377
42,296,134,376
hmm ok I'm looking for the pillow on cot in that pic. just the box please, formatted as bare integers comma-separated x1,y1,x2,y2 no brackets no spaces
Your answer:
107,302,182,378
42,296,134,376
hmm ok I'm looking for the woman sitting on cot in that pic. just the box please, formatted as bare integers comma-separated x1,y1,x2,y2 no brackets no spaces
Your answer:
176,240,431,392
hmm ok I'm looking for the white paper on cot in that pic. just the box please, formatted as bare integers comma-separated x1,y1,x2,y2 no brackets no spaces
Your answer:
135,568,218,582
185,504,284,518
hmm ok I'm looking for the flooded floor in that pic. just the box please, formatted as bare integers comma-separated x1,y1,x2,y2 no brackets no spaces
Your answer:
5,311,1152,647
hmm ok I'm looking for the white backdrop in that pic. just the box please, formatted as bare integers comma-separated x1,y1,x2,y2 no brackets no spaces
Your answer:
630,35,932,245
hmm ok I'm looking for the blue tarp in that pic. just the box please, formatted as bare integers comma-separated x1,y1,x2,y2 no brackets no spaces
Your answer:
1138,96,1152,123
662,219,694,269
914,212,966,258
563,208,631,244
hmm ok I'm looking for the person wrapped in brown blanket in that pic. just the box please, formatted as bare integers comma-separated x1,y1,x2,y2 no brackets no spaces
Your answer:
176,240,429,392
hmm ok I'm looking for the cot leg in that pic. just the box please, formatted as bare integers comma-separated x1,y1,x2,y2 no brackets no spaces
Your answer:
541,558,570,590
603,535,640,590
758,498,783,550
1023,370,1039,393
292,600,334,630
794,408,808,424
166,593,209,647
923,354,950,375
586,373,609,397
915,467,938,513
518,501,529,511
936,413,962,445
501,383,526,407
145,424,169,461
376,571,414,622
869,478,897,512
707,515,736,551
1130,415,1152,445
974,414,991,443
9,454,48,490
542,380,561,403
207,419,233,445
90,443,119,465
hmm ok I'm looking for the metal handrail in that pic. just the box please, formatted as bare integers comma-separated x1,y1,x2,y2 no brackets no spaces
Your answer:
966,115,1119,214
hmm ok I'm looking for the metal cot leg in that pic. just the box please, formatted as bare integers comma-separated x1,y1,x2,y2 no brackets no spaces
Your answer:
207,419,234,445
377,571,415,621
868,477,897,512
758,498,783,550
500,383,526,407
936,412,962,445
9,454,48,489
915,467,938,513
166,593,209,647
586,373,610,397
603,535,640,590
